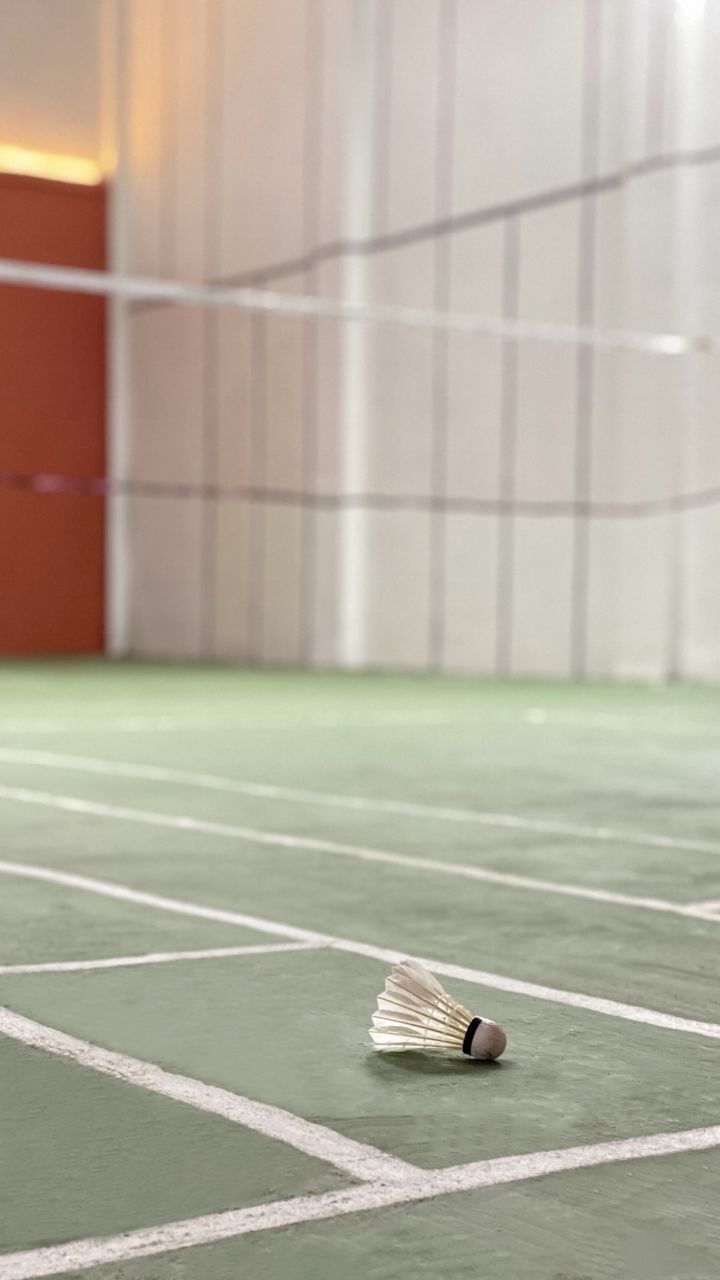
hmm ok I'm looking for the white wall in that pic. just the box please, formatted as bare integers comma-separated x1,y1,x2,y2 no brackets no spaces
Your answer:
0,0,102,158
117,0,720,680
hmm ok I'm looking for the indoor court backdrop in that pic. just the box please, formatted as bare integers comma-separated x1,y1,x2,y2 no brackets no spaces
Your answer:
2,3,720,1280
3,0,720,678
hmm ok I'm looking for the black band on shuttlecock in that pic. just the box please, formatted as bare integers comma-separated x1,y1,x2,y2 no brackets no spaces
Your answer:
462,1017,482,1056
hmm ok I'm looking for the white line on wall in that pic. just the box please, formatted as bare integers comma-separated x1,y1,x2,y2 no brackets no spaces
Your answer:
2,746,718,859
2,1122,720,1278
0,941,322,976
1,857,719,1042
0,781,717,926
0,1006,413,1185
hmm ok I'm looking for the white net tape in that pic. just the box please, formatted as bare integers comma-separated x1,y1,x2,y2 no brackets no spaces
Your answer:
0,257,714,356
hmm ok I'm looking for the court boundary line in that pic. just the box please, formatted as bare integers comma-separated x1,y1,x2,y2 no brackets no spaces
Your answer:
0,712,465,734
1,857,719,1042
0,941,322,976
3,746,719,860
1,780,718,928
3,1122,720,1278
0,1006,413,1185
0,709,716,734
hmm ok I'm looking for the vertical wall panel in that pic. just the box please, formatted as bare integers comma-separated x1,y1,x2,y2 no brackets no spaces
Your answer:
383,0,439,234
216,311,254,490
511,518,574,676
364,243,435,498
443,514,498,673
445,334,503,503
453,0,583,214
615,516,673,681
130,497,203,657
131,307,204,484
514,346,577,503
126,0,165,276
213,499,252,660
685,509,720,682
585,519,622,678
220,0,308,276
446,224,504,505
264,309,306,493
174,0,210,282
364,512,432,668
259,505,305,664
518,205,581,326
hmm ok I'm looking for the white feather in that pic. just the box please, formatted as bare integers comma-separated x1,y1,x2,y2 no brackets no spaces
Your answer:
370,959,472,1052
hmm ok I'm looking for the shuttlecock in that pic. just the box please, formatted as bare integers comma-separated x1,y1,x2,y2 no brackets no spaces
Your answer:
370,959,507,1060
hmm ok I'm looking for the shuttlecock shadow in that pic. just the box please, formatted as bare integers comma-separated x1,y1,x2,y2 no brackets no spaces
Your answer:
365,1051,509,1078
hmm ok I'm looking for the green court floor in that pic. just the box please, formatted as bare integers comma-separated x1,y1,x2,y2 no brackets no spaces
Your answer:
0,662,719,1279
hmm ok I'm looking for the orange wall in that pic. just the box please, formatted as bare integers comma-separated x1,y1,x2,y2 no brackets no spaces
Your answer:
0,172,106,653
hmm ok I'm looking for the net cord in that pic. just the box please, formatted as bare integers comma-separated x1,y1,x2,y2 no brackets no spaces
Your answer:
0,256,714,356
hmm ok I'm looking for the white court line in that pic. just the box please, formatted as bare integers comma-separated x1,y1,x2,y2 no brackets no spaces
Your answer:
1,858,719,1042
3,1123,720,1279
0,711,716,737
0,941,321,976
0,718,215,734
0,1006,413,1185
0,718,190,734
0,712,463,734
524,707,720,737
3,745,719,860
1,781,718,926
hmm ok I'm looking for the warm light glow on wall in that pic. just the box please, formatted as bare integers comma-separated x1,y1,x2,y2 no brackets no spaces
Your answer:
0,145,102,186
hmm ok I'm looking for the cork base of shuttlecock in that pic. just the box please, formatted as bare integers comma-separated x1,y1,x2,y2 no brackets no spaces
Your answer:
465,1019,507,1061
